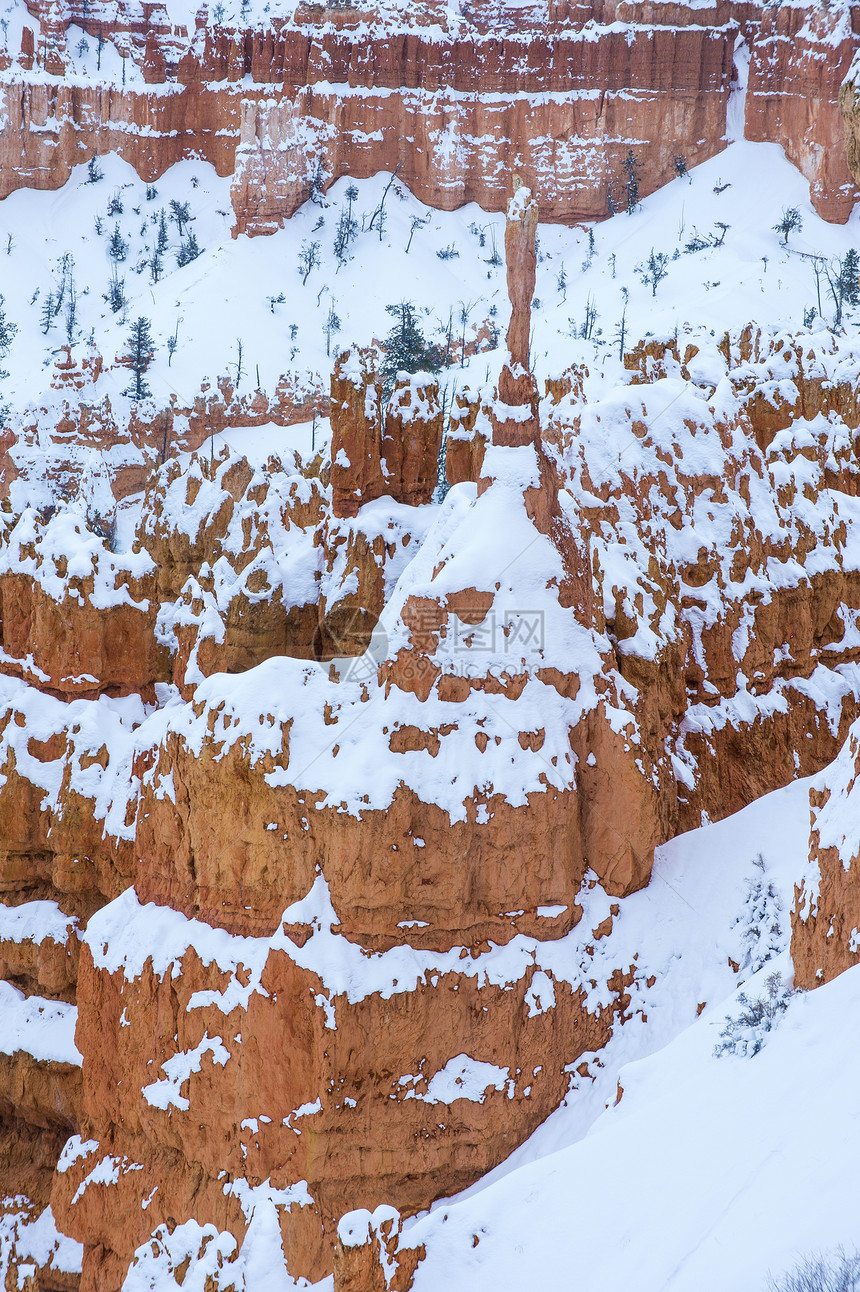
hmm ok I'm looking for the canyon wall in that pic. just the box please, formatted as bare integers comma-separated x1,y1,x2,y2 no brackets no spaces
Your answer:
3,1,860,1286
2,188,860,1287
1,0,858,227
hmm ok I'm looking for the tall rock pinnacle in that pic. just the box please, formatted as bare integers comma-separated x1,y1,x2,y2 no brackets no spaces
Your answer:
504,180,539,373
492,180,540,448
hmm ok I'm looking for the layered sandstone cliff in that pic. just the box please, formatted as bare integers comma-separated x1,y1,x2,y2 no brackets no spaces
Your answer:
1,0,858,229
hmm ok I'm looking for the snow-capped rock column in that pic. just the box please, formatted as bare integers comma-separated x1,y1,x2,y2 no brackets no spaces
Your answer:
504,181,538,375
493,183,540,448
330,349,385,519
382,375,443,507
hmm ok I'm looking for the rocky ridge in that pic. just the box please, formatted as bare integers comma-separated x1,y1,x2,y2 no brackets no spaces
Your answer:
1,172,860,1287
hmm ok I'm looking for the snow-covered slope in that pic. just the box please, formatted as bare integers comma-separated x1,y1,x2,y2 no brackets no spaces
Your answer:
0,129,859,438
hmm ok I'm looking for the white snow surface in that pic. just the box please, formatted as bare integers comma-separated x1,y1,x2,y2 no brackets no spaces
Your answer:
0,981,81,1065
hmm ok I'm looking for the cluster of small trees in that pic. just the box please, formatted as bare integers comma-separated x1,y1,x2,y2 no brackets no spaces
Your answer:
606,149,642,216
39,252,79,345
767,1249,860,1292
95,187,202,314
807,247,860,329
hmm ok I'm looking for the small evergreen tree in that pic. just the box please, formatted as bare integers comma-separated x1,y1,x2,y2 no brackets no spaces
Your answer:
829,247,860,326
157,210,169,255
674,154,689,181
714,972,791,1059
104,266,125,314
623,149,640,214
169,199,191,235
578,295,598,340
615,286,629,361
86,156,103,184
380,300,443,392
64,279,77,345
309,156,328,206
108,224,127,262
176,231,201,266
40,291,55,335
298,239,320,284
323,301,341,357
731,855,784,979
638,248,670,296
0,294,17,379
333,198,358,267
774,206,803,245
123,316,156,400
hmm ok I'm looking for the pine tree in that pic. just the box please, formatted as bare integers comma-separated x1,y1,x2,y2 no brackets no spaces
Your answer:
108,224,127,262
104,266,125,314
638,248,670,296
86,156,103,184
176,231,201,267
169,199,191,236
323,301,341,357
40,291,55,335
0,294,17,380
837,247,860,313
824,247,860,327
333,207,357,267
64,279,77,345
773,206,802,245
309,156,327,207
623,149,640,215
157,210,169,255
380,301,443,393
298,239,320,284
123,316,156,400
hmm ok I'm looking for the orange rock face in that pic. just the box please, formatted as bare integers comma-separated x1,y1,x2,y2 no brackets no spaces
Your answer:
0,0,856,229
4,7,860,1278
747,0,860,223
4,304,860,1289
791,720,860,991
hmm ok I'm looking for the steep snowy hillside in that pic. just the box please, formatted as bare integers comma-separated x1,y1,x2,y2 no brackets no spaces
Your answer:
3,119,860,520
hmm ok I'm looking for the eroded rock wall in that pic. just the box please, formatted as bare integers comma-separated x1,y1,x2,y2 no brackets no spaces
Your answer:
1,0,858,226
4,165,860,1292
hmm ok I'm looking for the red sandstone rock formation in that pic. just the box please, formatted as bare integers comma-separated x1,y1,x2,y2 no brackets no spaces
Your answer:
3,9,860,1277
1,0,855,229
747,0,860,223
791,719,860,990
0,311,859,1286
